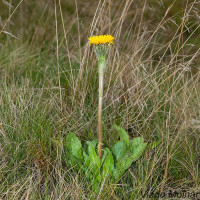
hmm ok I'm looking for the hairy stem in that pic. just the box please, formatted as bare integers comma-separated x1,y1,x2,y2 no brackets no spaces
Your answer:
98,57,105,158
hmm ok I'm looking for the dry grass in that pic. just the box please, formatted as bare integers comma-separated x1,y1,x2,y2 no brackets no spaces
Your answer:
0,0,199,199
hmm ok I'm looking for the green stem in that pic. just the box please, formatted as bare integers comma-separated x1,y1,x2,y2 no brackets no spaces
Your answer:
98,56,106,158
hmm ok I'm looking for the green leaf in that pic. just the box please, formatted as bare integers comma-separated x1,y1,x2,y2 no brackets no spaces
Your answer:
130,137,147,161
112,155,133,181
65,132,83,161
101,148,110,166
84,143,101,182
102,150,114,179
112,141,127,161
130,137,144,145
147,140,161,150
82,151,91,178
66,154,83,168
91,179,100,194
114,124,129,146
88,143,100,168
132,143,147,161
84,140,98,150
112,137,147,181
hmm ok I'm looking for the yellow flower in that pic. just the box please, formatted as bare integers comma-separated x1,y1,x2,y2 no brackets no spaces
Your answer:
88,35,114,45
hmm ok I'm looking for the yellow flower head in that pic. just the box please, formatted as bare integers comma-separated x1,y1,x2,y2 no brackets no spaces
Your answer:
88,35,114,45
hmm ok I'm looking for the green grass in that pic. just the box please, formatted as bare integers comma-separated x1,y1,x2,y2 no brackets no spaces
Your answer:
0,0,200,199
